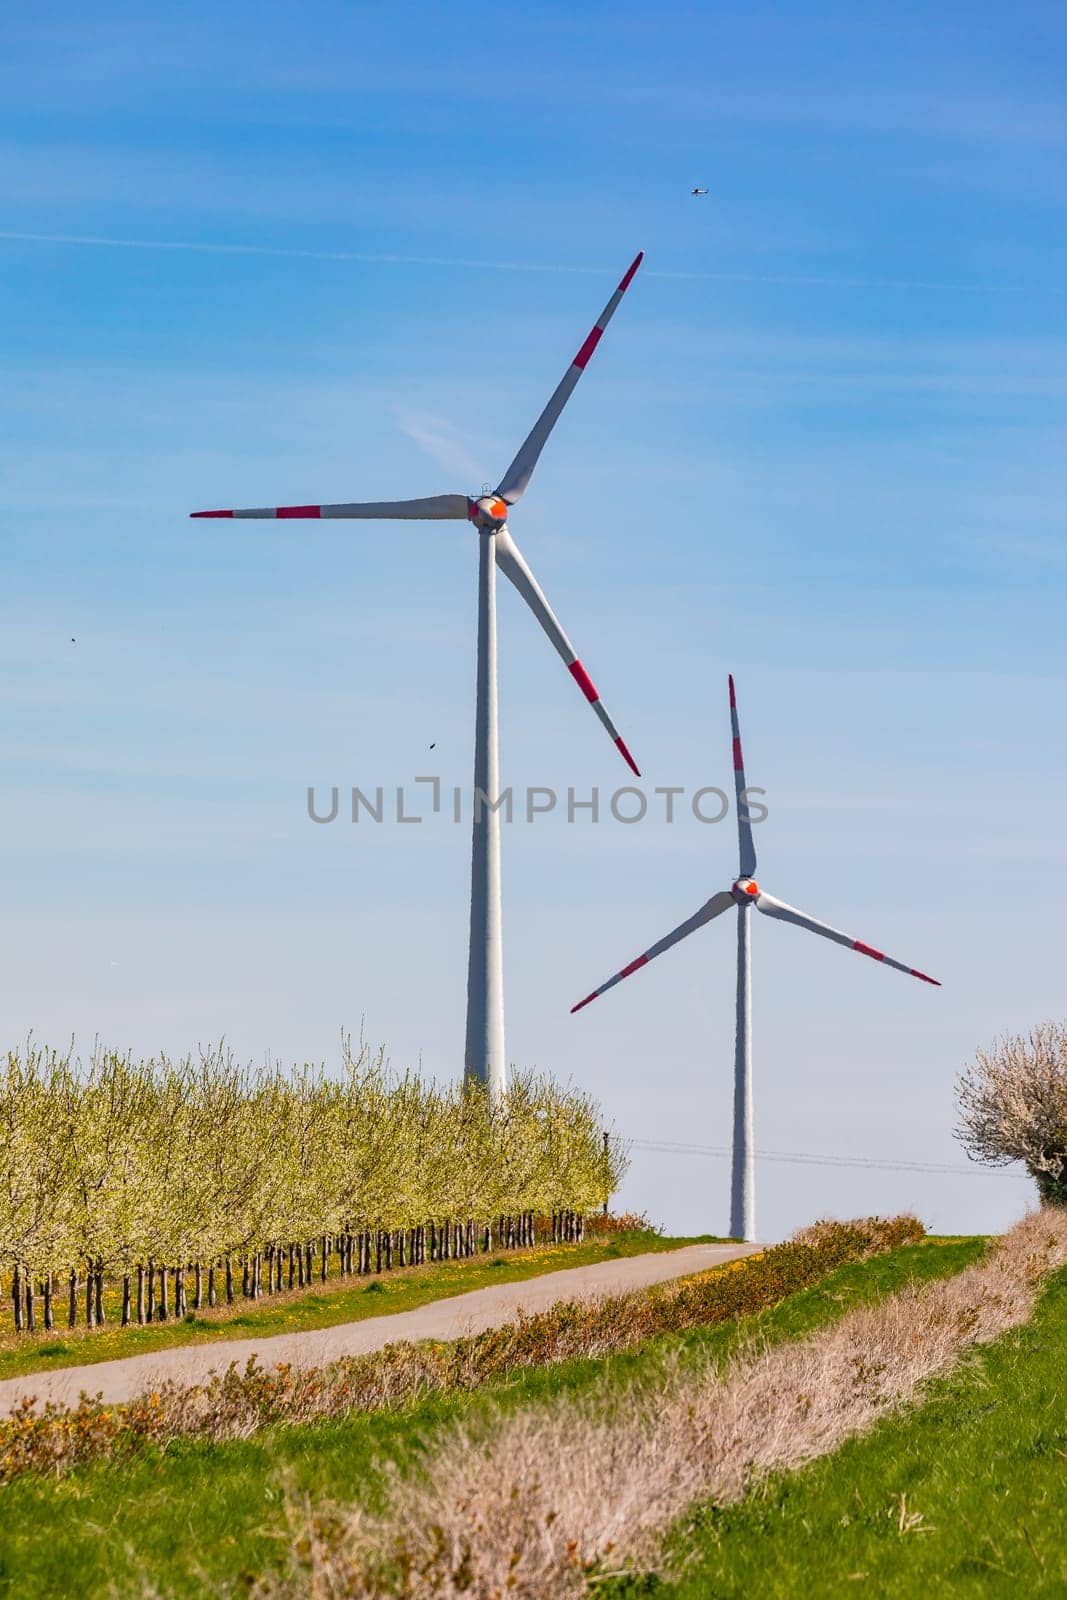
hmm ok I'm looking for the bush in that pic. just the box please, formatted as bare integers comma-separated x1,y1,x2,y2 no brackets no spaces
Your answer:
957,1023,1067,1205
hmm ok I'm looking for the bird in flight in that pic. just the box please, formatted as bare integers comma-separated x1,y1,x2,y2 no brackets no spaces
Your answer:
691,186,709,196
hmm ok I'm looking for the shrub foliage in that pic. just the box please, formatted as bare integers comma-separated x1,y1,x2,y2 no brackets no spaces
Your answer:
957,1022,1067,1205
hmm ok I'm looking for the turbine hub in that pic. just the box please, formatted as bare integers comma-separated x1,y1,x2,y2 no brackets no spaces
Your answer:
470,495,509,531
733,877,760,901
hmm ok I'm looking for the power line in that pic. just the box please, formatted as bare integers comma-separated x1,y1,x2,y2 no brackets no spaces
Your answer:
619,1135,1010,1178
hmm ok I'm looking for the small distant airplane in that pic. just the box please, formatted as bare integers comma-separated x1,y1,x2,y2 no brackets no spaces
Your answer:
691,186,709,196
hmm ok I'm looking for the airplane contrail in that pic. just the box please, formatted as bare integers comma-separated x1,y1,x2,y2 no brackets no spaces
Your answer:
0,229,1041,294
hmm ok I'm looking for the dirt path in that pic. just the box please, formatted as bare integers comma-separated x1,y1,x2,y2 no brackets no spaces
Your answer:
0,1242,760,1414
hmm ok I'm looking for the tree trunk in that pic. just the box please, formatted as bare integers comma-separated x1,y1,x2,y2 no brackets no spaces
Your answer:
86,1265,95,1328
137,1263,145,1324
121,1272,132,1326
157,1263,168,1321
43,1273,54,1330
194,1260,203,1310
321,1235,328,1282
24,1275,35,1333
208,1263,217,1308
68,1268,78,1327
94,1263,105,1325
12,1265,22,1332
225,1255,234,1304
147,1261,156,1322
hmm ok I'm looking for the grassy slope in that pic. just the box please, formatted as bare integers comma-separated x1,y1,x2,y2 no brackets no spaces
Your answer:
635,1266,1067,1598
0,1238,981,1598
0,1230,700,1383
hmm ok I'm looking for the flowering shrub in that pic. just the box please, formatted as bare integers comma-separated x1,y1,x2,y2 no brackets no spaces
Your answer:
0,1214,922,1484
584,1212,662,1238
957,1023,1067,1205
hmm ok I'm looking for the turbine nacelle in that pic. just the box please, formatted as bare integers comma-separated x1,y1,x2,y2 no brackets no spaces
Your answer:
732,877,760,902
469,495,509,531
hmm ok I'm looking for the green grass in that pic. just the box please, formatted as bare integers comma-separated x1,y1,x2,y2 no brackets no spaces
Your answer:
0,1237,981,1598
0,1229,701,1383
611,1263,1067,1597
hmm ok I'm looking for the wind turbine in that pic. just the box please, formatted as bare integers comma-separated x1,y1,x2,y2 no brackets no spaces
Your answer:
571,675,940,1241
192,254,644,1104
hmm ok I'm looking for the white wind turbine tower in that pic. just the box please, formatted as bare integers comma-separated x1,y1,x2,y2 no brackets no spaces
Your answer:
192,254,644,1104
572,675,940,1241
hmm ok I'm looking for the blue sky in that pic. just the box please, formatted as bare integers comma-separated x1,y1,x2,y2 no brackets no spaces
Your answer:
1,1,1064,1237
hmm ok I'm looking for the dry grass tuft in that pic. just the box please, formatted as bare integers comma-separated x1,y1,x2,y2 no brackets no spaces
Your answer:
259,1209,1066,1600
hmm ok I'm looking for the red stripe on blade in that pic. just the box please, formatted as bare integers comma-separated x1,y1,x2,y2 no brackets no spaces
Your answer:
618,251,644,292
620,954,649,979
728,673,737,708
277,505,322,519
854,941,885,963
615,736,640,777
568,660,600,703
573,326,604,370
910,968,941,986
571,992,599,1014
733,737,744,772
190,510,233,518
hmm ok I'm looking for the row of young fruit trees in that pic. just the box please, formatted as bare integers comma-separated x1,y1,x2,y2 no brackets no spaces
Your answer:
0,1042,624,1333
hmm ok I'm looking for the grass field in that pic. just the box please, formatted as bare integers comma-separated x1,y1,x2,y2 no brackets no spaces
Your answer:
632,1263,1067,1597
0,1237,981,1598
0,1228,697,1383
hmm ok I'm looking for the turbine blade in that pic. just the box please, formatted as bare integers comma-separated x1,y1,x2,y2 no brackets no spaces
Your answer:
728,673,757,878
494,527,639,775
494,252,643,506
754,891,941,985
191,494,471,521
572,891,735,1012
